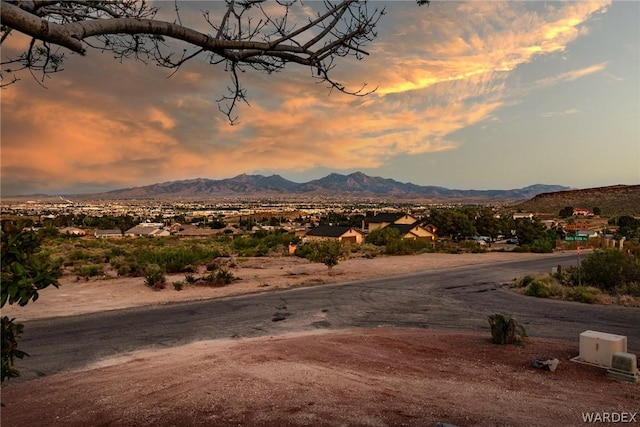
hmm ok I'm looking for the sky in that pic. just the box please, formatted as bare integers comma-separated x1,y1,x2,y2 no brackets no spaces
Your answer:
1,0,639,196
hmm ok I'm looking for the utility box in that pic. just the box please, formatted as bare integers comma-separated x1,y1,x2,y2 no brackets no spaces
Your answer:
606,352,639,383
574,330,627,367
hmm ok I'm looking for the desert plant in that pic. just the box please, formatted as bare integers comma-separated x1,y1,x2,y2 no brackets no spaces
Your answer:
144,264,166,290
569,286,598,304
305,240,349,275
525,280,550,298
487,312,527,345
172,281,184,291
521,275,535,287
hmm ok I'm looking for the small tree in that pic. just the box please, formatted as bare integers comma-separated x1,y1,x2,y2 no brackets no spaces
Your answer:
1,221,61,382
558,206,574,219
306,240,349,275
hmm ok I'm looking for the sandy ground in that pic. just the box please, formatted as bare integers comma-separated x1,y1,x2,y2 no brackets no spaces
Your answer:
3,251,638,426
5,251,565,321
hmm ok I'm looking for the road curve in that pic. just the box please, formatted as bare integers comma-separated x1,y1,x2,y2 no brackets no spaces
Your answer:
14,253,640,381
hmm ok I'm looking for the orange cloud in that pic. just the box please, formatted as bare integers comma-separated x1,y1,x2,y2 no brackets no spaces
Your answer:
0,0,614,193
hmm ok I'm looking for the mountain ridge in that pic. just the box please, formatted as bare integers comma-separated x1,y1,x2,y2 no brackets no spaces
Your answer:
13,172,576,202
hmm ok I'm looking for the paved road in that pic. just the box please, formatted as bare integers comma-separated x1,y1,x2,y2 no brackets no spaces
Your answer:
15,253,640,381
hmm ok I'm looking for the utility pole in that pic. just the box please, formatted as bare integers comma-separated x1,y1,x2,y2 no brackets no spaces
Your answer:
577,242,581,287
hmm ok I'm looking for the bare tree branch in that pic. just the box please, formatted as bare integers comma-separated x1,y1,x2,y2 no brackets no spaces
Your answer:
1,0,428,120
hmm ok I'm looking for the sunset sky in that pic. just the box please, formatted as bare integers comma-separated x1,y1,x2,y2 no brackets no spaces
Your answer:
1,1,638,196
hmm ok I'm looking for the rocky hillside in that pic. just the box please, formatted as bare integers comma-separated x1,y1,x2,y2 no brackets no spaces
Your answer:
515,185,640,216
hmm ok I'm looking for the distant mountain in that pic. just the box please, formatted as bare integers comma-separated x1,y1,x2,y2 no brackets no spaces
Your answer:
516,184,640,216
45,172,569,202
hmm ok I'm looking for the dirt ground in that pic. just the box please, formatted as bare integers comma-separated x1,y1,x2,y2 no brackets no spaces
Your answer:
2,251,638,426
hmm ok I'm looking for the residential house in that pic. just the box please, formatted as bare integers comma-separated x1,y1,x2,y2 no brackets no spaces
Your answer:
513,213,534,220
124,224,171,237
386,222,437,241
95,229,123,238
364,213,419,232
304,226,365,244
573,208,594,217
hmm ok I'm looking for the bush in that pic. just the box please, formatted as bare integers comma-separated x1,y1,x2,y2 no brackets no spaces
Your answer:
487,312,527,345
525,280,549,298
521,275,535,287
144,264,166,289
74,264,104,278
172,281,184,291
581,249,640,292
570,286,598,304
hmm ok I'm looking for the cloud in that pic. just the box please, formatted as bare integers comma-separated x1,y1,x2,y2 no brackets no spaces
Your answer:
0,0,613,194
540,108,580,118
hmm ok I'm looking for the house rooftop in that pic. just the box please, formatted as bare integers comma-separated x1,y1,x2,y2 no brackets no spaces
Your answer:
368,212,413,223
305,226,359,237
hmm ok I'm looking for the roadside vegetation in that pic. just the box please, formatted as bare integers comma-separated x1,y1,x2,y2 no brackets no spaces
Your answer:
510,247,640,306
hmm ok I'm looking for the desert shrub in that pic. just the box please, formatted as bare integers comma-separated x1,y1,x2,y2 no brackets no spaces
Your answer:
200,269,235,287
529,238,554,253
525,280,549,298
184,273,197,284
555,265,580,287
365,227,402,246
133,245,218,273
359,243,380,259
581,249,640,292
144,264,166,290
521,275,535,287
172,281,184,291
294,243,314,258
615,282,640,297
206,261,220,272
457,240,486,254
570,286,598,304
385,238,432,255
487,312,527,345
548,283,565,298
215,269,235,285
74,264,104,278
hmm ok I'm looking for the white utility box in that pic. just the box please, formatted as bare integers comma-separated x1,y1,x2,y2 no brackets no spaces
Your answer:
574,330,627,367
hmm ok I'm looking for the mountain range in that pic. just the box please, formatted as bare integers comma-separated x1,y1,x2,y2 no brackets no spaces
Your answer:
60,172,571,202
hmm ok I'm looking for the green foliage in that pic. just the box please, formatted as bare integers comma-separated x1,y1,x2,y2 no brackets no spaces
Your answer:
558,206,574,219
200,269,235,287
1,222,61,307
365,227,402,246
73,264,104,278
569,286,598,304
304,240,349,274
487,312,527,345
1,221,61,383
143,264,166,289
514,218,547,246
132,245,219,274
525,280,550,298
580,249,640,292
1,317,27,382
429,208,476,239
521,275,535,287
231,230,296,256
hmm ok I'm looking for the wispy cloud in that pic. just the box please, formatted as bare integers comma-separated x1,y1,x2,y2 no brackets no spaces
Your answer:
0,0,614,194
540,108,580,118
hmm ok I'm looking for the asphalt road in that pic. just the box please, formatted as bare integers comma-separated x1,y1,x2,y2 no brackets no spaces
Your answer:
14,253,640,381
